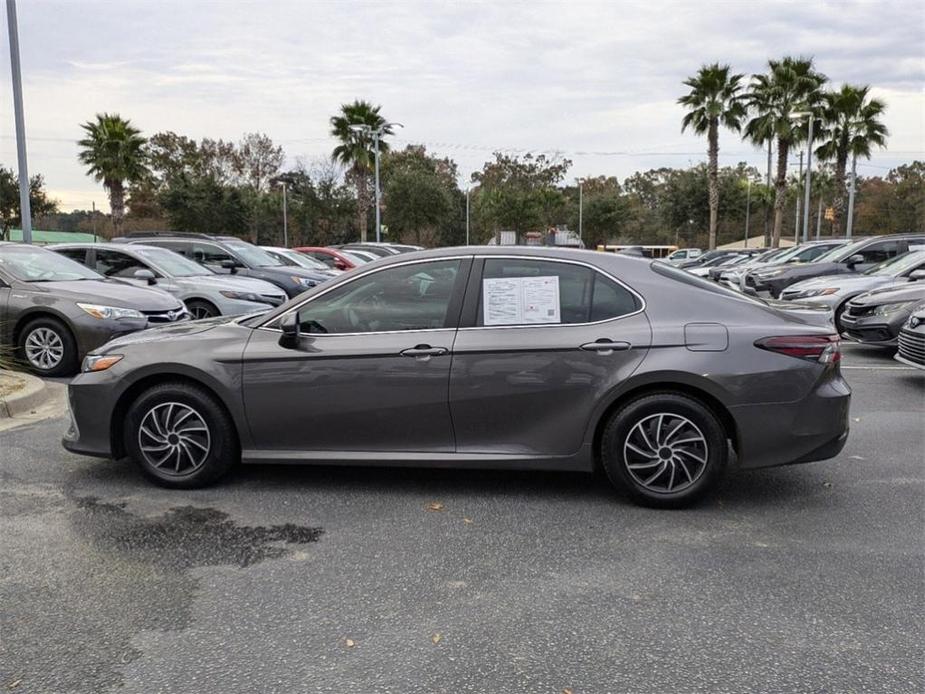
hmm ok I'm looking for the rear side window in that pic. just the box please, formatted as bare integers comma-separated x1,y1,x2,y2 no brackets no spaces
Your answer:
55,248,89,265
95,249,148,278
477,258,639,326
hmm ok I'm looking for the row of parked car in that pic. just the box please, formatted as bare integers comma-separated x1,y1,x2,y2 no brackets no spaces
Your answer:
672,232,925,367
0,233,421,376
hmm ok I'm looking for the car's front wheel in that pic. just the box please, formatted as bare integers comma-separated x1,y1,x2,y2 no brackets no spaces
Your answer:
124,382,238,488
18,316,78,376
185,299,220,320
600,393,728,508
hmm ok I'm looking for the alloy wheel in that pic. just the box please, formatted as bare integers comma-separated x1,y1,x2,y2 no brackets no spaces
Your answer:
189,304,215,320
24,327,64,371
623,413,709,494
138,402,212,476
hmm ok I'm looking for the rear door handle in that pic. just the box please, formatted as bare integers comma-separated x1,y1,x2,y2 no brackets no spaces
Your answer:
580,339,631,355
400,345,448,359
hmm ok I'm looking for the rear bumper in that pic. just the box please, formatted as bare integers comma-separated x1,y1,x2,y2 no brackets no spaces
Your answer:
730,374,851,469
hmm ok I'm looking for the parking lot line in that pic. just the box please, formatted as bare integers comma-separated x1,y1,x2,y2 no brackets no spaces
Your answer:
841,365,919,371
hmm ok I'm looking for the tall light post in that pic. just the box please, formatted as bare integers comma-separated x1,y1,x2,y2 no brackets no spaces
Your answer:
278,180,289,247
744,178,752,248
794,150,803,244
791,110,816,244
577,178,584,242
349,121,403,244
6,0,32,244
465,186,470,245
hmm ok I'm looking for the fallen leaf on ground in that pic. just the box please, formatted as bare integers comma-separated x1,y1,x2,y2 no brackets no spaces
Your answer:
563,689,574,694
431,633,442,644
463,517,473,524
425,502,445,512
849,455,865,460
8,681,22,690
344,639,355,648
822,482,833,488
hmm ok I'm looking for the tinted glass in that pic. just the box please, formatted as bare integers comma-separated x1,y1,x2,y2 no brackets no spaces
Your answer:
857,240,902,264
478,259,591,326
54,248,89,265
190,243,236,265
224,241,283,267
0,247,101,281
867,250,925,276
296,260,461,334
95,249,149,278
134,247,212,277
590,274,640,321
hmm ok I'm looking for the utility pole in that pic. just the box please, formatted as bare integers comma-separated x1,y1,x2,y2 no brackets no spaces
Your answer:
577,179,583,243
794,150,803,243
816,199,823,240
845,154,857,239
801,115,815,244
7,0,32,244
91,201,97,241
744,178,751,248
279,181,289,247
465,186,470,245
764,139,772,246
372,129,381,243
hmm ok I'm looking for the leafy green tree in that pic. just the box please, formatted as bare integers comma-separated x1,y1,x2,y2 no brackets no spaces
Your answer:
330,100,394,242
0,167,58,239
816,84,888,234
77,113,148,236
678,63,747,250
745,58,827,247
854,162,925,235
159,174,248,236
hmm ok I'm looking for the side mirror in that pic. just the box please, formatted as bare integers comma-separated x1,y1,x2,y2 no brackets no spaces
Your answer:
846,254,865,268
221,259,239,274
134,269,157,285
278,312,300,349
334,259,348,271
908,269,925,282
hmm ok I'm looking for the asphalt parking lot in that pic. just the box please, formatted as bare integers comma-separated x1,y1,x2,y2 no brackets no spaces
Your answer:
1,345,922,694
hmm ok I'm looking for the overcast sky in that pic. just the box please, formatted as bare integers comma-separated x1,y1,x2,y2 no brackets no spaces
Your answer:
1,0,923,212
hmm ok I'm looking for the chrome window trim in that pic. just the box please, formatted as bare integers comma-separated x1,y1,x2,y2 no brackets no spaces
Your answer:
255,253,646,336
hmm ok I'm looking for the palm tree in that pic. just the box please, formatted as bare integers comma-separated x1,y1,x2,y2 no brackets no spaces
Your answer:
744,58,827,247
816,85,888,235
678,63,746,250
330,100,394,242
77,114,148,237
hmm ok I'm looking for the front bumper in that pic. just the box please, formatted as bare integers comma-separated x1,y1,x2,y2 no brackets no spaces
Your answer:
839,314,904,347
61,369,123,459
730,372,851,469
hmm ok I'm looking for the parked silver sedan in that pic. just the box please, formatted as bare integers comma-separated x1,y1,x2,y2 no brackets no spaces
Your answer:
63,247,850,508
53,243,287,319
779,250,925,330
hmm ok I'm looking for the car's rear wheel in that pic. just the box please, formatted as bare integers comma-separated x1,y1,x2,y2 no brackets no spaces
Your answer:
124,382,238,488
600,393,728,508
185,299,220,320
18,317,78,377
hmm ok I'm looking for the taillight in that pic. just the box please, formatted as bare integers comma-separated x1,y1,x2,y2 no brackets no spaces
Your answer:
755,335,841,364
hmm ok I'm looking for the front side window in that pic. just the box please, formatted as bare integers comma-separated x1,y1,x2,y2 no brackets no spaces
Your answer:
95,250,149,278
55,248,89,265
477,258,639,327
190,243,235,266
857,240,902,264
295,259,462,334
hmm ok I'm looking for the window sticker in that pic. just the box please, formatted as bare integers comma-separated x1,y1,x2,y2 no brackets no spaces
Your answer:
483,275,560,326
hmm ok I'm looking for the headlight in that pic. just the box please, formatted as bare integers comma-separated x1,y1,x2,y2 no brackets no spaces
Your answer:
220,289,262,303
76,303,144,320
292,276,318,289
82,354,123,372
755,268,787,278
795,287,839,298
872,300,918,317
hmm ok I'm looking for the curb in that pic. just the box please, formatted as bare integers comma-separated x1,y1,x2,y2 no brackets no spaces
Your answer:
0,370,50,419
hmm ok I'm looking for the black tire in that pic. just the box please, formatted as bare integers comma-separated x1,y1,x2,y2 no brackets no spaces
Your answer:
600,393,728,508
124,382,239,489
18,316,79,377
185,299,220,320
834,301,848,333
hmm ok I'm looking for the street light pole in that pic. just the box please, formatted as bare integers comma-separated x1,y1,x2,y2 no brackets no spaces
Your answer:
845,153,858,239
279,181,289,247
6,0,32,244
744,178,751,248
794,150,803,244
465,186,470,245
373,129,382,243
801,115,814,244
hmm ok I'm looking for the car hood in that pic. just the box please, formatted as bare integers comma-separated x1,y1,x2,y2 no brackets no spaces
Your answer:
19,279,182,310
177,274,284,295
787,274,897,293
850,283,925,307
764,298,833,328
102,313,243,348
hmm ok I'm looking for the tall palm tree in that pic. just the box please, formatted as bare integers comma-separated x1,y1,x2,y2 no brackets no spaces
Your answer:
678,63,746,250
744,57,827,247
816,85,888,235
77,113,148,236
330,100,393,242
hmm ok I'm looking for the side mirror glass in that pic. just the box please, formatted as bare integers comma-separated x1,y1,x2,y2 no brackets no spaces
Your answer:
134,269,157,285
908,269,925,282
278,312,300,349
221,259,240,274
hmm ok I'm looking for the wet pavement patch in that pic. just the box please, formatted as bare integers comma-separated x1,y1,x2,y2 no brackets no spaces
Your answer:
74,497,323,570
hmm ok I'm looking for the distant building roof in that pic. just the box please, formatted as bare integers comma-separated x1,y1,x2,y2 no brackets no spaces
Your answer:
718,237,795,250
8,229,100,244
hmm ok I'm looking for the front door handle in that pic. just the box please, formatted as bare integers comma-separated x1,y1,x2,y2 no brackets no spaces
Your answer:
400,345,448,359
580,339,631,355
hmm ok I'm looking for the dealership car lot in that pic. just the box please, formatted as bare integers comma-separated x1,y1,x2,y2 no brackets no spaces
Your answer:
0,345,921,694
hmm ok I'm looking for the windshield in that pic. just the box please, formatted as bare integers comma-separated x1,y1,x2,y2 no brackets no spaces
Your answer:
277,249,330,271
344,251,371,264
135,247,212,277
813,239,865,264
866,250,925,276
224,240,284,267
0,246,101,282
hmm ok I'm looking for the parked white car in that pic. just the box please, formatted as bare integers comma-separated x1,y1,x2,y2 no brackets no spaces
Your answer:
260,246,342,277
53,243,287,319
665,248,702,264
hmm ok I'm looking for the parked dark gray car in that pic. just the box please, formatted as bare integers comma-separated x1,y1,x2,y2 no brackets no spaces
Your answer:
0,243,188,376
839,283,925,348
895,305,925,369
63,247,850,507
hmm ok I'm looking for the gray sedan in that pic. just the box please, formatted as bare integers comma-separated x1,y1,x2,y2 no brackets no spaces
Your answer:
63,247,850,508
